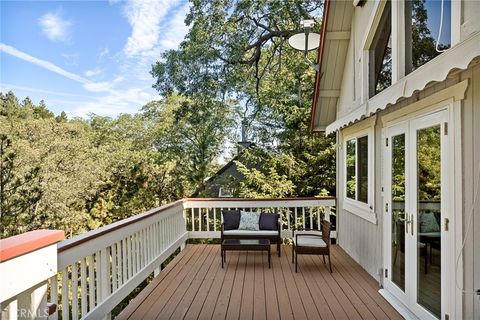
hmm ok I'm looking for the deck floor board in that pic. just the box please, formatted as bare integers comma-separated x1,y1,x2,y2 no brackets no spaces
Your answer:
118,245,404,320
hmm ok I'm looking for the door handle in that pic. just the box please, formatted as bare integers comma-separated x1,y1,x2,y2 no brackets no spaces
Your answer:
405,214,410,234
411,214,414,236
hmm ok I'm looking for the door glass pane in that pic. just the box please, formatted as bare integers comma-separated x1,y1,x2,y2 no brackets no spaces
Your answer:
346,139,356,199
417,125,441,318
357,136,369,203
391,134,405,291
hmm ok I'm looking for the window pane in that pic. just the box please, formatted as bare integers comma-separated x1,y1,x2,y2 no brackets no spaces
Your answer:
405,0,451,73
346,139,356,199
357,136,368,203
371,0,392,96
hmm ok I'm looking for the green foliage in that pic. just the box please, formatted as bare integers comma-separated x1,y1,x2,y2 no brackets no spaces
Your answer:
153,0,335,199
0,91,233,238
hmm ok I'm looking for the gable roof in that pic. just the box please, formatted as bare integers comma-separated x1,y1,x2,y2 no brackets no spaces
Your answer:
310,0,354,132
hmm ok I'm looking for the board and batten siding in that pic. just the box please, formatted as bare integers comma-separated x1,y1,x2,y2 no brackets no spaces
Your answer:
460,62,480,319
336,62,480,318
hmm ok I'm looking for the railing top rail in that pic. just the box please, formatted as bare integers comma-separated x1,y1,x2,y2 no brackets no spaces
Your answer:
0,230,64,262
57,200,183,253
183,197,336,202
57,197,336,253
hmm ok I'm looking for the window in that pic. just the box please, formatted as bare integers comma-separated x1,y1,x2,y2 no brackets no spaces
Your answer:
370,0,392,97
343,119,375,224
346,135,369,203
405,0,451,73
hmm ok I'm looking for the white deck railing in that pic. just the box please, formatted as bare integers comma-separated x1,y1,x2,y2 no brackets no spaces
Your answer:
0,197,335,320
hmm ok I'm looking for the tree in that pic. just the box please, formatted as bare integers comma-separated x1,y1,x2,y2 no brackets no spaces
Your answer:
151,0,336,198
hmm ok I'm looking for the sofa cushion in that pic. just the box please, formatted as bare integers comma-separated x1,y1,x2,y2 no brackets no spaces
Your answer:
223,230,278,236
222,209,241,230
259,212,278,230
238,211,260,230
419,212,440,233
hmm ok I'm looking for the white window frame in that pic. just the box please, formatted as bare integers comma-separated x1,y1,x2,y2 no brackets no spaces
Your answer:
342,118,376,224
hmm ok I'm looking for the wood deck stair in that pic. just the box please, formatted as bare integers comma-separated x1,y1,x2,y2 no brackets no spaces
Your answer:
118,244,403,320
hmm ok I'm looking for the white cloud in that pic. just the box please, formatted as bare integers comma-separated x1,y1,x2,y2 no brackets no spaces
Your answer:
158,3,190,50
0,83,94,99
84,67,103,78
62,53,79,66
1,43,88,83
83,81,112,92
98,47,110,60
123,0,178,57
0,43,111,93
70,87,156,117
38,11,72,43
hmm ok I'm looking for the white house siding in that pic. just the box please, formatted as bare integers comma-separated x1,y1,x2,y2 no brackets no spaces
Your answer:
460,62,480,319
336,63,480,318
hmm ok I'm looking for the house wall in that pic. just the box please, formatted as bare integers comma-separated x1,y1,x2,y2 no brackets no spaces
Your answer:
337,62,480,318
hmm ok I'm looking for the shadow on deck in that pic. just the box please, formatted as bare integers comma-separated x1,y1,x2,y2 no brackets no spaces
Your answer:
118,244,403,320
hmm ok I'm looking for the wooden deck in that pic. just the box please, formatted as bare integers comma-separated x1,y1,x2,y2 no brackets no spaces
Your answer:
118,244,403,320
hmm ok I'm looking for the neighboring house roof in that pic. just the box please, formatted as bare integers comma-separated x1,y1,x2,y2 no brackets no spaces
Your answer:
310,0,354,132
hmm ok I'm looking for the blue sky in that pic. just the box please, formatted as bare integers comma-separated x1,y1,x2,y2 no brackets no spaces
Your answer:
1,0,189,118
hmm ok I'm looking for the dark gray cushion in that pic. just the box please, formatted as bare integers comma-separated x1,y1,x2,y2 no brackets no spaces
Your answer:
259,212,278,230
222,210,241,230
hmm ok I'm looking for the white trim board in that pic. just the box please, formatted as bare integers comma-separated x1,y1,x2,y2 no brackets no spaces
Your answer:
379,289,420,320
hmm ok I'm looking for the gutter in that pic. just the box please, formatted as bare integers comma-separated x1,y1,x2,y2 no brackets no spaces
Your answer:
309,0,331,133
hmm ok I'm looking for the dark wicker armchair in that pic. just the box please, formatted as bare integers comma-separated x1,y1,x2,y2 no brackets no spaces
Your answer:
292,220,332,273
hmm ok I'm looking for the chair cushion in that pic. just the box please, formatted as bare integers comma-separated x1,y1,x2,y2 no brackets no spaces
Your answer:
223,230,278,236
295,235,327,248
259,212,278,230
222,210,241,230
238,211,260,231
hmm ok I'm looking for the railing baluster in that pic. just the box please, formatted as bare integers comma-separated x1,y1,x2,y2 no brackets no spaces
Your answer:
61,269,69,320
213,207,217,231
100,248,110,304
122,239,127,283
199,208,202,231
116,242,122,287
80,258,87,316
111,244,117,291
294,207,298,230
302,207,306,229
72,262,78,320
310,207,315,229
135,233,140,273
325,206,331,222
50,274,59,320
88,255,95,310
317,207,321,230
287,208,291,231
95,251,102,306
206,208,210,232
127,237,133,279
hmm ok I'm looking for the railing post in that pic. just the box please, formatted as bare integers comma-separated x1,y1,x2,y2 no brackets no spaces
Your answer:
0,230,64,320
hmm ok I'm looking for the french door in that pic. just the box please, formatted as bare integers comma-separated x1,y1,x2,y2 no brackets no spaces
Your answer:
384,109,452,319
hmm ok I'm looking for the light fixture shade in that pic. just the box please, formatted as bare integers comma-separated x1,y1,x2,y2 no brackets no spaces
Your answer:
288,32,321,51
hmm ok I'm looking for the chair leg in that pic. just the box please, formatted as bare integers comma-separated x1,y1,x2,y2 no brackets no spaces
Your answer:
278,241,281,257
328,253,332,273
322,255,326,264
292,245,294,264
295,253,298,273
